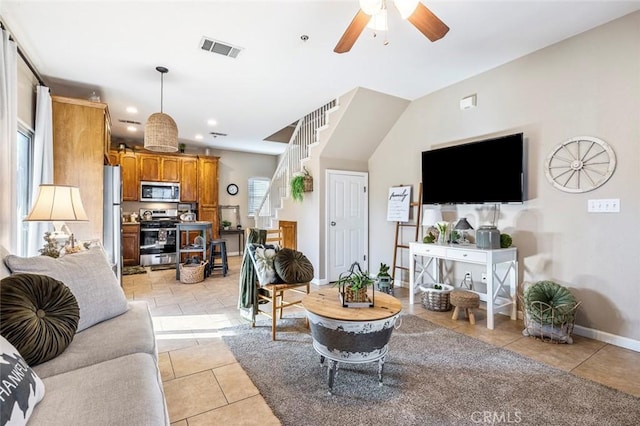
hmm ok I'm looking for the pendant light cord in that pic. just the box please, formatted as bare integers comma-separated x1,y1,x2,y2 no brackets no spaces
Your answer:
160,72,164,113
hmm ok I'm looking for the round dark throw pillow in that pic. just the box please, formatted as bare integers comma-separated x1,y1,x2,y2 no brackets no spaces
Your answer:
523,280,577,326
0,273,79,365
274,248,314,283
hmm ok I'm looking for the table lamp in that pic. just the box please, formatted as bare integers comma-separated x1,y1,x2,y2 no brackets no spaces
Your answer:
422,207,444,243
25,184,89,244
454,217,474,245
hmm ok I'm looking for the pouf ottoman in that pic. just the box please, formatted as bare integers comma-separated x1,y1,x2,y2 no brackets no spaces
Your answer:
450,290,480,325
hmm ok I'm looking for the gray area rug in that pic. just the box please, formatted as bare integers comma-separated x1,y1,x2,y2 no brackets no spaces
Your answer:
222,314,640,426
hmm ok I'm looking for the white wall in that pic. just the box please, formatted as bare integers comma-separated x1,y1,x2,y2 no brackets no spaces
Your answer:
369,12,640,341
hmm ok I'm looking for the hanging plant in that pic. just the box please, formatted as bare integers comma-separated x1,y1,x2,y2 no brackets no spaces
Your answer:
290,167,313,202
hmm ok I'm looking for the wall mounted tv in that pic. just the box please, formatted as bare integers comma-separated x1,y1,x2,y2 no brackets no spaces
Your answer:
421,132,526,204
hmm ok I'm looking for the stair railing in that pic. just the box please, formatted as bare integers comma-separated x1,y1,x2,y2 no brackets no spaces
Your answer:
253,99,337,228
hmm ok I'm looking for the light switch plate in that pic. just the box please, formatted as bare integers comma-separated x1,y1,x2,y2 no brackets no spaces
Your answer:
588,198,620,213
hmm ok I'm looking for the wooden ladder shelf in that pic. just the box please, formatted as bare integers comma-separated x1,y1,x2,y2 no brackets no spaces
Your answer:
391,182,422,283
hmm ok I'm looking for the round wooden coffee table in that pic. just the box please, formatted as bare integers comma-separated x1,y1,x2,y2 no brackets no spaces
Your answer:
302,288,402,394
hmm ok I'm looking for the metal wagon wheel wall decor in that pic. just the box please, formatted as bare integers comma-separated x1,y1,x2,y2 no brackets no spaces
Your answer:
544,136,616,193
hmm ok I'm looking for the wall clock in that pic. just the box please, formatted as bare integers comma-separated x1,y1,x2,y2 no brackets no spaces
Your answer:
226,183,239,196
544,136,616,193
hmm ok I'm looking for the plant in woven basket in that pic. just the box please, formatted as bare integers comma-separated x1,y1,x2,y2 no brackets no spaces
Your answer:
334,263,375,303
290,167,312,202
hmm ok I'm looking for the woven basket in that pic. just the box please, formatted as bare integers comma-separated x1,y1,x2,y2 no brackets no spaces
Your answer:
419,284,454,311
303,175,313,192
179,261,208,284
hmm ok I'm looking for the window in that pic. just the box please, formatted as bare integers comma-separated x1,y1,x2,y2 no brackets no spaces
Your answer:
247,177,270,217
16,125,33,256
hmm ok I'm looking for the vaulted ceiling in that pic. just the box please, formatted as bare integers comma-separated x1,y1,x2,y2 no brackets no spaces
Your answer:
2,1,639,155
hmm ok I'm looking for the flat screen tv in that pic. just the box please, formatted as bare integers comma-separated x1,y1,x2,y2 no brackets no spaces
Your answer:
421,133,526,204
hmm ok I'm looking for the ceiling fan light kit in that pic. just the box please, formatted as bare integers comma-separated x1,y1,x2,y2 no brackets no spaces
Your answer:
335,0,449,53
144,66,179,152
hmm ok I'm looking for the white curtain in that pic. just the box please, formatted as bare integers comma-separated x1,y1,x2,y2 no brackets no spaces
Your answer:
0,28,18,252
27,85,54,256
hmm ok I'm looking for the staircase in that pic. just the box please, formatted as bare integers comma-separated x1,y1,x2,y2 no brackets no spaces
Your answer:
253,99,338,229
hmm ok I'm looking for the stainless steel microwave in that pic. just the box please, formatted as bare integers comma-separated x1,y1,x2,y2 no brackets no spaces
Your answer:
140,181,180,202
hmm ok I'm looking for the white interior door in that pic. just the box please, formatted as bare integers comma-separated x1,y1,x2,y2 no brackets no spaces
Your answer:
326,170,368,282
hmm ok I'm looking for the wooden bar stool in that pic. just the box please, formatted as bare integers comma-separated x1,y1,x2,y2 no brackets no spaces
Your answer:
450,290,480,325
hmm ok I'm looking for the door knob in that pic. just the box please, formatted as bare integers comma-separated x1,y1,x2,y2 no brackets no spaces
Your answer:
330,221,336,226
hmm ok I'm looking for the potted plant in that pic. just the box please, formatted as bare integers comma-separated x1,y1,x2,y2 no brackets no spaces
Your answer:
178,143,186,153
334,262,375,306
221,220,232,230
290,167,313,202
376,262,393,294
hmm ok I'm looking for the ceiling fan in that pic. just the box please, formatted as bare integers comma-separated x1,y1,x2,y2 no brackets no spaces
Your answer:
334,0,449,53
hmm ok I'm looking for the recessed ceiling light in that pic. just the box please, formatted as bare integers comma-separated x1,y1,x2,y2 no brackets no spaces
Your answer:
195,134,203,140
207,119,217,126
126,106,138,114
127,126,137,132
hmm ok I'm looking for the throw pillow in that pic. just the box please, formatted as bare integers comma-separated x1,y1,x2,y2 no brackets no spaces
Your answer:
248,244,280,285
0,335,46,426
0,274,80,366
4,246,128,332
274,248,314,283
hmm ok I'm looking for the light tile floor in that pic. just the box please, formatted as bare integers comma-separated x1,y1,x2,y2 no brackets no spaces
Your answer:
122,256,640,425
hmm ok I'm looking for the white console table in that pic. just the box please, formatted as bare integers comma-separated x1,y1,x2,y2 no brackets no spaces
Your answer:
409,243,518,329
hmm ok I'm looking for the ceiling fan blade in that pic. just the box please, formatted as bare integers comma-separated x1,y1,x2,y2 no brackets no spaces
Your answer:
334,9,371,54
407,2,449,42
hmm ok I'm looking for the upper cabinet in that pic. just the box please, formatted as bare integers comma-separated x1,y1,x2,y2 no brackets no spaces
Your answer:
110,150,201,202
52,96,110,242
138,153,179,182
180,157,198,202
120,151,139,201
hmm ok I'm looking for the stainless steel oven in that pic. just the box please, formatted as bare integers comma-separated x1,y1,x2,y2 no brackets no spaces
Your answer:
139,209,179,266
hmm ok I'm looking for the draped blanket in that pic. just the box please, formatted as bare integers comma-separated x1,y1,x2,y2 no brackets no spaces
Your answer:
237,228,266,318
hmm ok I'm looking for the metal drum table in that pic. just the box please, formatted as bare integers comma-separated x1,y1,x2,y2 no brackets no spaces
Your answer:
301,288,402,394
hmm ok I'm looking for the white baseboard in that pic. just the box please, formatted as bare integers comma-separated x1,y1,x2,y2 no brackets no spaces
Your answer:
573,325,640,352
312,278,330,286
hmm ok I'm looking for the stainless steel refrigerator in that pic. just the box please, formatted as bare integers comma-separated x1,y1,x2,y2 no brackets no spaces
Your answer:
103,165,122,281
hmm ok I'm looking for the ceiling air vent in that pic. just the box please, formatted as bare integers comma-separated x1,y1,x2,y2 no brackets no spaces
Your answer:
200,37,243,59
118,119,142,125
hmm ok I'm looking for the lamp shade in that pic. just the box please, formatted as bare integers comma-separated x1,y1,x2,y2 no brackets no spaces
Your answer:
25,185,88,222
144,112,178,152
455,218,474,230
144,66,179,153
422,207,443,227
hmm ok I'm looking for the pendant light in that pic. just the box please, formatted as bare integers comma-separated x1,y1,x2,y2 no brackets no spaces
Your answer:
144,66,178,152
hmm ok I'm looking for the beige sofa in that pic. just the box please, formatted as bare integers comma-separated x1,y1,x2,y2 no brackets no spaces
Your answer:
0,245,169,425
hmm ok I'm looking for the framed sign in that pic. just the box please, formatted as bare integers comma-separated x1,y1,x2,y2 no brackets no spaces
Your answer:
387,186,411,222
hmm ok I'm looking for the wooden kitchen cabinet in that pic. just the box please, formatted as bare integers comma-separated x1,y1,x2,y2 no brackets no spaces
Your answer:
120,151,139,201
138,154,180,182
122,223,140,266
197,156,219,239
180,157,198,202
52,96,110,242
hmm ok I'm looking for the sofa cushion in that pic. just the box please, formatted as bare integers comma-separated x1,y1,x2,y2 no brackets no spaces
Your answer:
30,352,169,426
33,301,157,379
274,248,314,283
0,335,46,426
0,274,79,366
4,246,127,332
